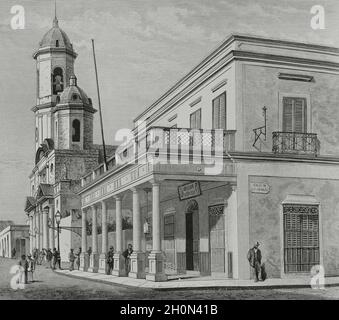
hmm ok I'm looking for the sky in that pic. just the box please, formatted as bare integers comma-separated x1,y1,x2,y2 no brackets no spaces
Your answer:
0,0,338,223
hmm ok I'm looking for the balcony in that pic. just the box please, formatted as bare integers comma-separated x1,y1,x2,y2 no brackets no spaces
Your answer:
272,132,320,156
81,127,236,188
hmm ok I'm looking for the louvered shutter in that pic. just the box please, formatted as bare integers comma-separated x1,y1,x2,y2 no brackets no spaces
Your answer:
190,112,196,129
219,93,226,129
294,98,305,133
196,109,201,129
283,97,293,132
212,98,220,129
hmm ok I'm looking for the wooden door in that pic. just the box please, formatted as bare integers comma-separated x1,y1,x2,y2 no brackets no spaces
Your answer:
186,212,194,270
209,205,225,273
192,210,200,271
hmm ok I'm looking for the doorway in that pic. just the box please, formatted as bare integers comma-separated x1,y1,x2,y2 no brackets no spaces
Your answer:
185,200,199,271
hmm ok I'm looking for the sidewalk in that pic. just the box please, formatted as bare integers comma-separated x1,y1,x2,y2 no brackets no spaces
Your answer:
55,269,339,290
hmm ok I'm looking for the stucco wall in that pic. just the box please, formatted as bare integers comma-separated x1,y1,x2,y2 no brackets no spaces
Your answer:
249,175,339,278
241,63,339,156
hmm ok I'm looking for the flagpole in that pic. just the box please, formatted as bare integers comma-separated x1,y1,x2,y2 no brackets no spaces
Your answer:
91,39,108,170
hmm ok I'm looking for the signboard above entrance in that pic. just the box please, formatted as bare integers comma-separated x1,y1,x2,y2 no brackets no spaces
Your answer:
178,181,201,201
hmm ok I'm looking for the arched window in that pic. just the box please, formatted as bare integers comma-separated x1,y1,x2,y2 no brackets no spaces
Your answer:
53,67,64,95
72,119,80,142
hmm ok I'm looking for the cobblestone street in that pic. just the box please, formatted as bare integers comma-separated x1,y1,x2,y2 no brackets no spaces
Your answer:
0,258,339,300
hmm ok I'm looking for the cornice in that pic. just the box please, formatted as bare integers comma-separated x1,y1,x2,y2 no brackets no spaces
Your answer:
33,47,77,59
134,34,339,125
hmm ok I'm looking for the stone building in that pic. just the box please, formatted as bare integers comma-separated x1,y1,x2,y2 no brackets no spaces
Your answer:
0,225,29,259
24,14,113,257
78,34,339,281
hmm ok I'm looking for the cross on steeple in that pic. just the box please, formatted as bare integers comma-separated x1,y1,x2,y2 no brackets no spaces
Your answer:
53,0,58,27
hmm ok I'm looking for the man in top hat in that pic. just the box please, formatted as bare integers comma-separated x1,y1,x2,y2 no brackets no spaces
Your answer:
247,241,262,282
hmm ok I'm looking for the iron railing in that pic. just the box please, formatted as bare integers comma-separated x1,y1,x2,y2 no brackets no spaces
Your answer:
272,132,319,156
81,127,236,187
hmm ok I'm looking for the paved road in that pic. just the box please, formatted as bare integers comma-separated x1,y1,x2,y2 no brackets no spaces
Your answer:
0,258,338,300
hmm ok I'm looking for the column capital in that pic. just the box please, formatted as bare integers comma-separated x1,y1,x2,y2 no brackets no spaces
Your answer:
150,179,161,187
130,186,141,193
43,206,50,214
114,194,122,201
229,182,237,192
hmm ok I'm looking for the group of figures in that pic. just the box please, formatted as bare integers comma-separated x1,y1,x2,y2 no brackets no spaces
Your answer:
67,243,134,275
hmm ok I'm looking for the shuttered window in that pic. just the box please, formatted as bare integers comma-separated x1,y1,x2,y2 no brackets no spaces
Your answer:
164,214,175,240
282,97,307,133
190,108,201,129
283,204,319,273
212,92,226,129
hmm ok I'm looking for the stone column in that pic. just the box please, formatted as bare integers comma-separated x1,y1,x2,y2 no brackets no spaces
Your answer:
129,187,145,279
42,207,49,250
88,205,99,273
80,208,89,271
37,211,41,250
34,213,38,250
226,184,238,279
112,195,126,276
40,210,43,250
49,206,55,250
146,181,167,281
98,200,108,274
29,216,34,254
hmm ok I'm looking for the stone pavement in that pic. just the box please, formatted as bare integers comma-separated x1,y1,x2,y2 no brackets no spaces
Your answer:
55,269,339,290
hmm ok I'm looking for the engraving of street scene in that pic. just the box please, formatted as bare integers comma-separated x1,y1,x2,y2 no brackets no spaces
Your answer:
1,0,339,300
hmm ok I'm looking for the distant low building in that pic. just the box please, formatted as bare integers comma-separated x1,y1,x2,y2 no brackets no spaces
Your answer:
0,221,14,232
0,225,29,259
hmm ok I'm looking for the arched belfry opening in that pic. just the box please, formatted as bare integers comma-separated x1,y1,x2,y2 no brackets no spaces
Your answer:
72,119,81,142
185,199,200,271
53,67,64,94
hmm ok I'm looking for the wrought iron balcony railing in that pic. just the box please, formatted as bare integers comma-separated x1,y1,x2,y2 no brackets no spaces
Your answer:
272,131,319,156
81,127,236,187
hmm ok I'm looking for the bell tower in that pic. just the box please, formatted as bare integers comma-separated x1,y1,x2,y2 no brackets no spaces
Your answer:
32,11,77,151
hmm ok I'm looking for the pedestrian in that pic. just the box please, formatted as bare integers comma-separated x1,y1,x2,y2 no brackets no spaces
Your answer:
52,248,58,270
57,249,62,270
107,246,114,275
27,253,35,283
46,249,53,268
11,248,16,259
87,246,92,257
122,244,133,276
69,249,75,271
18,254,28,284
33,248,38,266
75,247,81,270
247,241,262,282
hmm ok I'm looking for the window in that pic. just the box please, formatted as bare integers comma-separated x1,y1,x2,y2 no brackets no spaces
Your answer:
164,214,175,240
72,119,80,142
53,67,64,95
283,204,319,273
190,108,201,129
282,97,307,133
212,92,226,129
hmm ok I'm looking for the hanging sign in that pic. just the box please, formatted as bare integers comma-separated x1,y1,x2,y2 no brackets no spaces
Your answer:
178,181,201,201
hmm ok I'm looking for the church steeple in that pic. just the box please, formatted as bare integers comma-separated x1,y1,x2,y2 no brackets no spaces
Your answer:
53,0,58,27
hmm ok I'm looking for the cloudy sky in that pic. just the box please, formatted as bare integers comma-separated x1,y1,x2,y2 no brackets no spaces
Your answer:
0,0,338,223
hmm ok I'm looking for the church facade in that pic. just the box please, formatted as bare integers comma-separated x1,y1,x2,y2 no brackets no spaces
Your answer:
78,34,339,281
24,15,107,258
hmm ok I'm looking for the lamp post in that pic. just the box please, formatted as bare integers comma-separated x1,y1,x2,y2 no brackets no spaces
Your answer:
55,210,61,253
